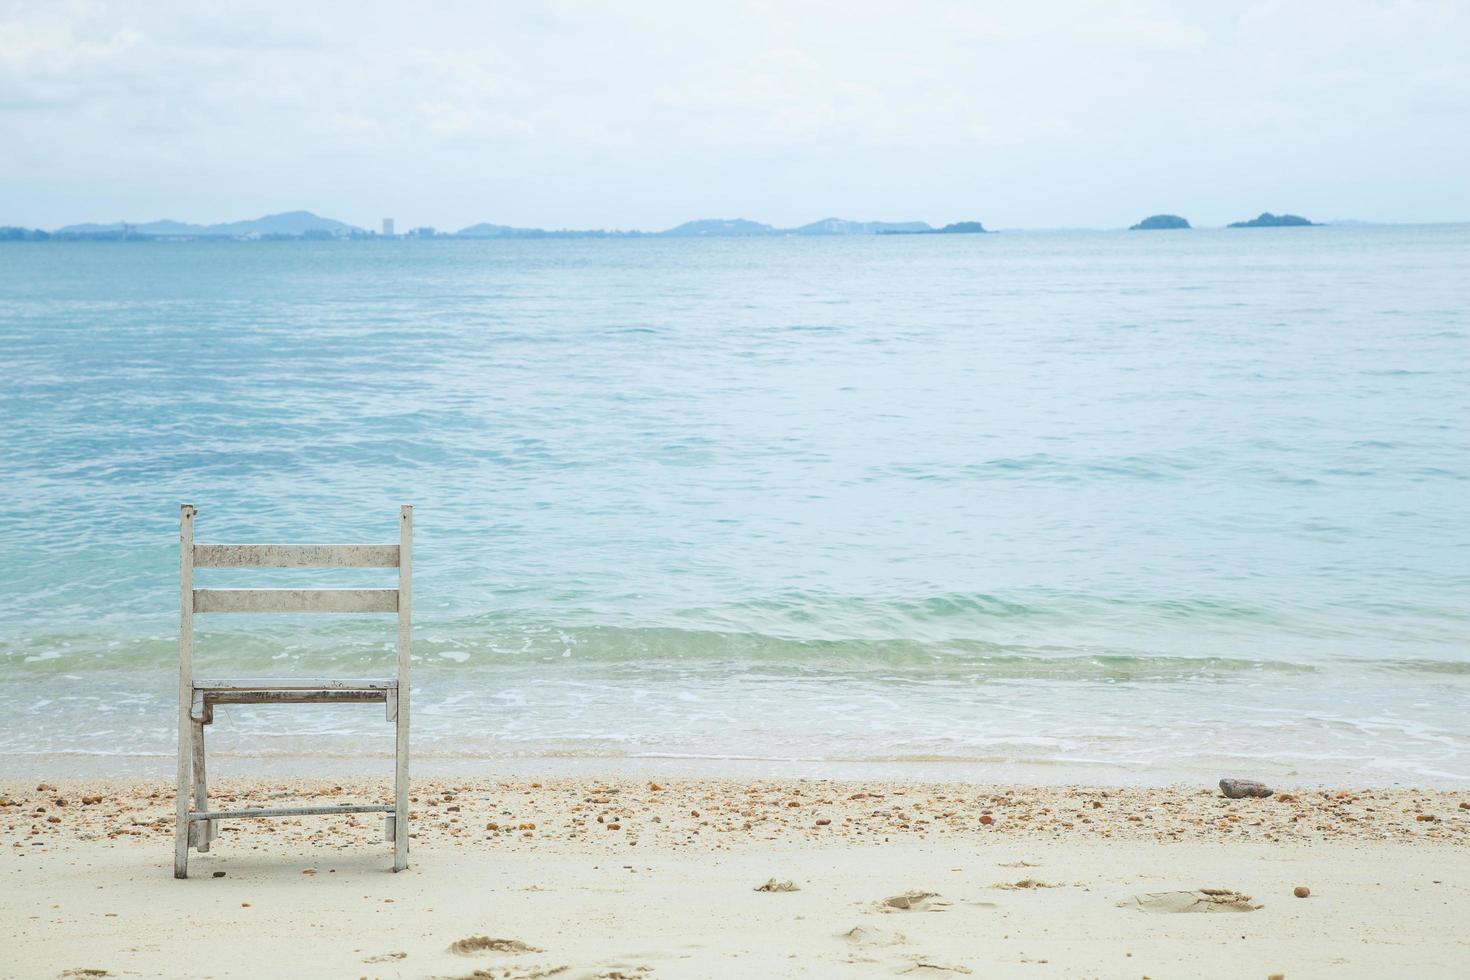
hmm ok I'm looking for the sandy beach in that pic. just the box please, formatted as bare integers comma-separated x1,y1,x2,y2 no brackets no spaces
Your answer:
5,775,1468,979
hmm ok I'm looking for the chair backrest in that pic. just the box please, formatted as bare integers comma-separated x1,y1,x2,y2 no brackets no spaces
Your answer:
178,505,413,685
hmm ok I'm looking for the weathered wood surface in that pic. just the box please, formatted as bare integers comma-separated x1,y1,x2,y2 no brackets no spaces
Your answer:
191,720,210,852
190,689,210,724
201,690,389,708
173,504,413,878
194,677,396,691
192,804,395,820
192,588,398,614
193,543,399,568
174,504,196,878
394,504,413,872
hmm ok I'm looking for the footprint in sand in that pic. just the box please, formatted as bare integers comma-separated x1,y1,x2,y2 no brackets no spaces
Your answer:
993,878,1058,891
899,961,973,975
1115,888,1260,913
842,925,909,947
879,891,952,912
363,951,407,963
754,878,800,892
442,967,570,980
450,936,546,956
510,968,572,980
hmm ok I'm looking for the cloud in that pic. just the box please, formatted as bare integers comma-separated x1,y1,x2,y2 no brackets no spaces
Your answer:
0,0,1467,228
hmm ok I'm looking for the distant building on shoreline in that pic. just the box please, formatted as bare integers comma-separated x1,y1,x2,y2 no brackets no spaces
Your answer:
382,218,395,237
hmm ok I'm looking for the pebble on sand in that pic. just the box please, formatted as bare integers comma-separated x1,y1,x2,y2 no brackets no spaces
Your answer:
1219,779,1273,799
1293,886,1310,898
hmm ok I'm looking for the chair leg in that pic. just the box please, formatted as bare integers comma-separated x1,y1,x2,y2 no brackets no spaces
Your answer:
393,694,409,872
192,721,210,852
174,712,192,879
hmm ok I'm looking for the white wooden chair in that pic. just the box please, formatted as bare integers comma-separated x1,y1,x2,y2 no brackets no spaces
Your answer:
174,504,413,878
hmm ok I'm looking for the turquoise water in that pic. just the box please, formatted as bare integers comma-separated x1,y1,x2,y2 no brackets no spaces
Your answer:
2,227,1468,783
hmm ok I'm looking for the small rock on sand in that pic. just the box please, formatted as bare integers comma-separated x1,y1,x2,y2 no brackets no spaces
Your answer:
1293,886,1310,898
1219,778,1272,799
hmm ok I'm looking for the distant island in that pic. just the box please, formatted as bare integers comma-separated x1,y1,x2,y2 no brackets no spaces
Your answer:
1227,212,1317,228
877,221,988,235
1,211,991,242
1130,214,1190,230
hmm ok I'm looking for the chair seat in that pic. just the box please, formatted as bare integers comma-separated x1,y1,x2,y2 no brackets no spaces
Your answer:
194,677,396,692
190,678,397,721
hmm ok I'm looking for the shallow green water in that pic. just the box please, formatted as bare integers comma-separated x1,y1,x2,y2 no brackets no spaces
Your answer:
2,227,1467,782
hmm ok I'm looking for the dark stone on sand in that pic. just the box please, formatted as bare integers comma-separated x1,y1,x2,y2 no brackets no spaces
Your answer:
1220,778,1273,799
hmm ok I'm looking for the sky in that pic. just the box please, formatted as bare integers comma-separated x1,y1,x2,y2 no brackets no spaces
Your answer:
2,0,1468,231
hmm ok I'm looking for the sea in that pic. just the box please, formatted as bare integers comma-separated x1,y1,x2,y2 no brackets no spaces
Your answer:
2,225,1467,786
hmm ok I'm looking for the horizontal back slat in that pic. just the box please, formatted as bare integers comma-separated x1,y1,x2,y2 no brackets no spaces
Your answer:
194,544,399,568
192,588,399,614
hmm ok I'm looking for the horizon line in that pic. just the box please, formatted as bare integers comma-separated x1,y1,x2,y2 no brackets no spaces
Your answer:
7,210,1470,238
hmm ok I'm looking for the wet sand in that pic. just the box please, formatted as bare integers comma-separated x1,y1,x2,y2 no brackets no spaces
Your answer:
5,776,1469,977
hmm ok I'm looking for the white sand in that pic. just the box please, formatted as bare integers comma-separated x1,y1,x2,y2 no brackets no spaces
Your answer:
5,777,1469,978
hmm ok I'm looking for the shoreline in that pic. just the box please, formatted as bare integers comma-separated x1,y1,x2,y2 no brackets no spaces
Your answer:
8,774,1467,849
8,750,1470,789
6,775,1468,977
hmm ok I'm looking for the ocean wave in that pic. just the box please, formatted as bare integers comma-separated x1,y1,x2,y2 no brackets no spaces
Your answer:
9,618,1470,683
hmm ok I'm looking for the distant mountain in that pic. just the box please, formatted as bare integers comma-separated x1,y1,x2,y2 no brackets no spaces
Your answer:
55,210,363,238
878,220,988,235
658,218,776,237
455,223,638,239
454,216,951,238
27,211,991,242
787,217,933,235
0,226,51,241
1130,214,1191,230
453,216,967,238
1227,212,1316,228
457,222,548,238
